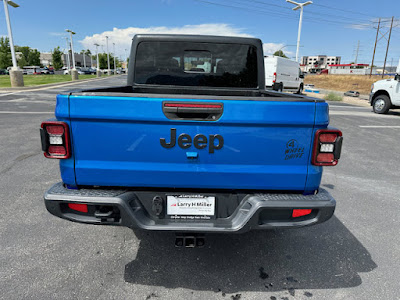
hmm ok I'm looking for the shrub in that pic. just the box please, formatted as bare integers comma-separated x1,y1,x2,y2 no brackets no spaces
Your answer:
324,92,343,101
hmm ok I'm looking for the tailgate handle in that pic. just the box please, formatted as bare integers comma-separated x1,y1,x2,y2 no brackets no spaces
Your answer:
162,102,223,121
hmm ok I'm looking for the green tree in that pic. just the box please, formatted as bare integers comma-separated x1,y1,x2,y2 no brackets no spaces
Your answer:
0,37,12,69
52,46,63,70
273,50,288,58
15,46,41,67
15,46,30,68
98,53,108,69
98,53,118,69
28,49,41,66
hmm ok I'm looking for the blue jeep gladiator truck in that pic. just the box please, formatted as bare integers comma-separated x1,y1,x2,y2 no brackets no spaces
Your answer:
40,34,342,246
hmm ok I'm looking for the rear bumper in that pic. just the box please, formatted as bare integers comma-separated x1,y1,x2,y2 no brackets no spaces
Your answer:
44,183,336,233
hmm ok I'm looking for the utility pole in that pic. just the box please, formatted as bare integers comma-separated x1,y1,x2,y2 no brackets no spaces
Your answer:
354,40,360,64
382,16,394,78
286,0,313,62
370,18,380,77
106,36,111,75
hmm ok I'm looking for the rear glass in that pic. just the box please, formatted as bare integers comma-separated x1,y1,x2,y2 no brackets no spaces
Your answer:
134,41,258,88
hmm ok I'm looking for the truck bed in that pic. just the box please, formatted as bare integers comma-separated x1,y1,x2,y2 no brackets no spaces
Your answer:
71,85,321,100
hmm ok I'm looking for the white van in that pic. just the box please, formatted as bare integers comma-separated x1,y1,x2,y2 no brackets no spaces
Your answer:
264,56,304,93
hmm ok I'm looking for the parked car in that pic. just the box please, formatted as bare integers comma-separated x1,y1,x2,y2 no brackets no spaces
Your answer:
0,69,9,75
41,67,54,75
80,67,94,75
344,90,360,97
264,56,304,94
63,68,88,75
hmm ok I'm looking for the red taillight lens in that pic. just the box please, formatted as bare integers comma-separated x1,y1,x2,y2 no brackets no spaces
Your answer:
68,203,88,213
48,145,67,156
319,134,337,143
40,121,71,159
292,209,312,218
273,72,276,83
312,129,343,166
46,125,64,135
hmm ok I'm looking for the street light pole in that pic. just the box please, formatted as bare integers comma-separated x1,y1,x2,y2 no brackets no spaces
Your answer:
125,48,128,70
106,36,111,75
2,0,23,87
94,43,101,77
66,29,78,80
66,29,76,69
113,42,116,74
286,0,312,62
82,50,86,68
64,37,71,71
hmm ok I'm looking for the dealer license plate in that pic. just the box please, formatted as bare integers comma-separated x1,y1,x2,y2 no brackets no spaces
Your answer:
166,195,215,219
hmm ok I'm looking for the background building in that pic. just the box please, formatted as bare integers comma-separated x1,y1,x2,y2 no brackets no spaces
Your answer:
39,52,96,68
301,55,341,73
328,63,369,75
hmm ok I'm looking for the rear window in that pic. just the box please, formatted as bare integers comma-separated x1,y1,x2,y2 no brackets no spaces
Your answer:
134,41,258,88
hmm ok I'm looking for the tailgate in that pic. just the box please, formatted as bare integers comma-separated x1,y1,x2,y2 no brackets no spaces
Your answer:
68,95,319,191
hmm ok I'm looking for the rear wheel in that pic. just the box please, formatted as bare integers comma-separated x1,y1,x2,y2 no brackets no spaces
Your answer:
278,83,283,92
373,95,391,114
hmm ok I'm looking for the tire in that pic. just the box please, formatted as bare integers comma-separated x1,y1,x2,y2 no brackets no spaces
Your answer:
278,83,283,92
296,84,303,94
373,95,391,114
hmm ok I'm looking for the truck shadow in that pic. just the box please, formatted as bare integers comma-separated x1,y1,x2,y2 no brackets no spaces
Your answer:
124,216,376,293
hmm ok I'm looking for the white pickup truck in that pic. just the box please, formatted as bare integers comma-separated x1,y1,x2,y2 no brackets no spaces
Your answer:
370,63,400,114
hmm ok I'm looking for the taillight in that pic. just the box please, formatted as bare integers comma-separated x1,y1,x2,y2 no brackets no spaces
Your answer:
40,121,71,159
273,72,276,83
312,129,343,166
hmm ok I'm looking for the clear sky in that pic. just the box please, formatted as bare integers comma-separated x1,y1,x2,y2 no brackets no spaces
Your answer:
0,0,399,65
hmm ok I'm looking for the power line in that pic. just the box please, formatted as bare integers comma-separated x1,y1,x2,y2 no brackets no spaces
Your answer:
194,0,371,27
312,2,379,19
244,0,376,24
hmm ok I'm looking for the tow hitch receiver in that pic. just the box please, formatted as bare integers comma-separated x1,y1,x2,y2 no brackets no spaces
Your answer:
175,233,205,248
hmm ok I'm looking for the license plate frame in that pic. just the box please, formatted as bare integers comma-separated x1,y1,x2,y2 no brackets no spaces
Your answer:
166,194,216,220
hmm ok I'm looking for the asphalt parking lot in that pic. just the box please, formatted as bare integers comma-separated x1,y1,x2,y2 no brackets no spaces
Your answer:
0,75,399,300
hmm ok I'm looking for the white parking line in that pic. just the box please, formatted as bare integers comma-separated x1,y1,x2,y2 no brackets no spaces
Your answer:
329,105,370,109
0,92,22,97
0,111,53,114
359,126,400,128
330,111,399,118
